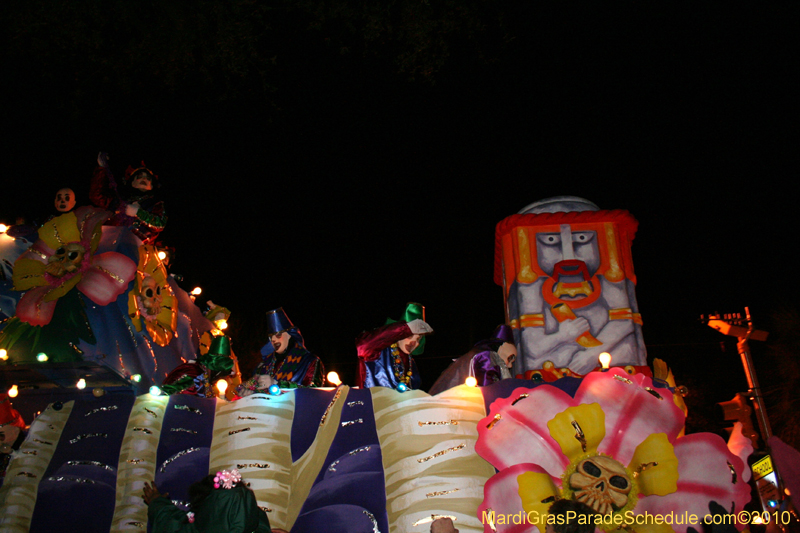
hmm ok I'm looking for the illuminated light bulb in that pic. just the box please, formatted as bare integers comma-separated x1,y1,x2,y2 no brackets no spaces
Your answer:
396,383,408,393
327,372,342,386
92,388,105,397
0,348,8,360
465,376,478,387
216,319,228,330
268,384,281,396
76,378,87,389
8,384,19,398
37,352,48,362
0,224,8,234
752,516,764,525
157,251,167,260
215,379,228,396
131,374,142,383
149,385,162,396
191,287,202,296
599,352,612,370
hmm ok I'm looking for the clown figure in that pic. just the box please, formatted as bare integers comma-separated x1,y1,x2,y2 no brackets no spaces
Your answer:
497,196,647,376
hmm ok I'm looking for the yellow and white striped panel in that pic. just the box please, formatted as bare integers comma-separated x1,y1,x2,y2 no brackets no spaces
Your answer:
285,386,347,529
0,401,75,533
209,393,296,531
111,393,169,532
371,385,495,533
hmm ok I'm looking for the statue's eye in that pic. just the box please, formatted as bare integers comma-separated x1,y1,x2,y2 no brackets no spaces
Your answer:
55,247,65,256
583,461,601,477
68,251,80,261
610,475,629,489
144,288,154,298
156,286,161,295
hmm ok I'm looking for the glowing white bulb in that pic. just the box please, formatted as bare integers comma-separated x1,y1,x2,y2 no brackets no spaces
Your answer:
191,287,202,296
599,352,612,369
8,384,19,398
131,374,142,383
36,352,48,362
0,224,8,234
157,251,167,260
215,379,228,396
216,319,228,330
465,376,478,387
0,348,8,360
327,372,342,386
149,385,162,396
76,378,87,389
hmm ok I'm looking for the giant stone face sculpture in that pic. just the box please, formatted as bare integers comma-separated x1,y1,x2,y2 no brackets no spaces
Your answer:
494,196,646,375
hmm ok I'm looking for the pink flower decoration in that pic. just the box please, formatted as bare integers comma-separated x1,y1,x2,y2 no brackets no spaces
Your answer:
476,369,751,533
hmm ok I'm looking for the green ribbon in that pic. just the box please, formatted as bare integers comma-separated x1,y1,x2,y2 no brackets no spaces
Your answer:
385,302,426,355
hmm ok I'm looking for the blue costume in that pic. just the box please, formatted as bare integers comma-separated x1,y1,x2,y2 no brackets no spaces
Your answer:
356,321,422,390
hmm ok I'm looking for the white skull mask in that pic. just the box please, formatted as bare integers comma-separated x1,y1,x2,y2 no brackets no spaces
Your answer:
569,456,632,515
140,276,163,316
45,242,86,277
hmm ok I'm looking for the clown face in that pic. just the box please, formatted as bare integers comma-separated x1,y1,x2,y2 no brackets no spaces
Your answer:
497,342,517,369
131,171,153,192
397,334,422,355
54,188,76,212
270,331,292,354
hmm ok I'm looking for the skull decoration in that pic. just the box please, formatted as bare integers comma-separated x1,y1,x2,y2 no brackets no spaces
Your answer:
569,455,632,515
45,243,86,278
140,276,163,316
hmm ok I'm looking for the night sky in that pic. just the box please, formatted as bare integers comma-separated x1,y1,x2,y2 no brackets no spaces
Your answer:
2,2,796,407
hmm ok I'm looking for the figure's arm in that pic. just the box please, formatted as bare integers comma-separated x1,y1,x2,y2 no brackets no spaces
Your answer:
128,200,168,231
356,322,412,362
90,154,119,210
145,482,199,532
303,357,325,387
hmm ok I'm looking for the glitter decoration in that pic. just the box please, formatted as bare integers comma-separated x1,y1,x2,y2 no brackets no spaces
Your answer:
22,450,38,455
417,443,466,464
48,424,55,430
171,500,190,509
418,420,458,427
341,418,363,427
69,433,107,444
65,460,115,472
174,404,202,415
362,509,381,533
613,374,633,385
237,415,257,420
213,469,242,489
159,447,200,473
47,476,97,484
350,445,371,455
84,405,119,417
143,408,158,418
33,438,53,445
644,387,664,400
16,472,37,478
142,337,157,374
127,458,144,464
259,507,273,513
170,427,198,434
347,401,364,407
116,340,127,375
426,488,460,498
125,522,145,528
486,413,501,429
229,427,251,436
236,463,269,469
132,427,153,434
412,515,457,527
327,460,340,472
319,386,343,427
511,393,529,405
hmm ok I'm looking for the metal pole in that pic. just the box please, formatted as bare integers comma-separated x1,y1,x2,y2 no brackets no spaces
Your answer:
736,307,773,444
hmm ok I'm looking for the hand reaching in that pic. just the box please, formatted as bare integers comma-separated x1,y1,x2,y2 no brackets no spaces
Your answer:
142,481,168,505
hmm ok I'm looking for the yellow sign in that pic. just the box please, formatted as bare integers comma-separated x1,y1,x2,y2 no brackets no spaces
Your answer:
751,455,773,481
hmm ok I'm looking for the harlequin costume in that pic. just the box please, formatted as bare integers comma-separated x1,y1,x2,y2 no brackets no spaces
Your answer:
356,302,430,390
161,336,237,397
428,324,515,395
90,159,166,244
250,308,323,388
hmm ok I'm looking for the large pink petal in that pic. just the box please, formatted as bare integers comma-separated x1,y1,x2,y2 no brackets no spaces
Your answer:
479,464,558,533
634,433,751,533
77,252,136,305
576,369,685,465
476,386,574,475
16,286,58,326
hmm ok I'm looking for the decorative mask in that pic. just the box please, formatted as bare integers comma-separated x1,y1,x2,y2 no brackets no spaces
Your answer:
54,188,76,213
140,276,163,316
569,455,632,515
45,242,86,277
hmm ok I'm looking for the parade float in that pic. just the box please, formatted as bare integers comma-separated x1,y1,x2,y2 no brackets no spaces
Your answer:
0,193,780,532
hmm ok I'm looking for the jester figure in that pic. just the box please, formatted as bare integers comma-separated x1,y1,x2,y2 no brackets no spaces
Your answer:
495,196,647,376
